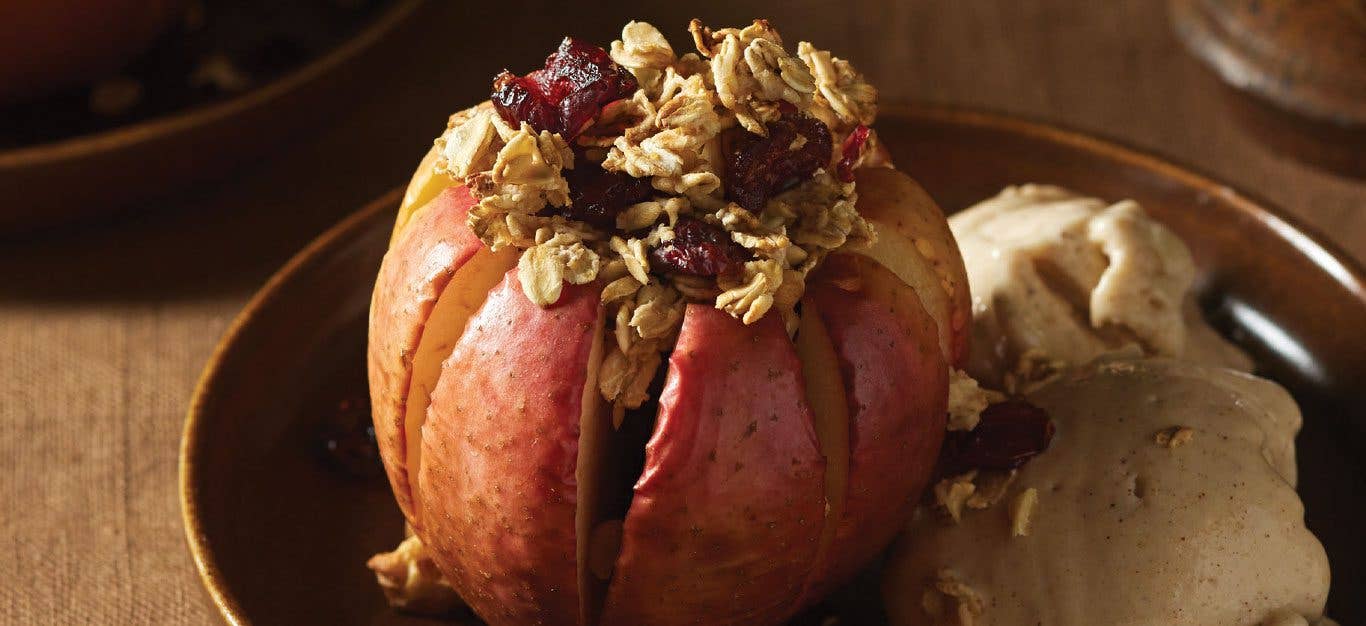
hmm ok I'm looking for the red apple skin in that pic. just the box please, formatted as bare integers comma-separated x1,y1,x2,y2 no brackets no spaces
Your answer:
601,306,827,625
367,186,482,524
798,253,948,604
416,271,602,626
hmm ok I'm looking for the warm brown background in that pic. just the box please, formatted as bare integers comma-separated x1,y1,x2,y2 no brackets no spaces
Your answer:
2,1,1362,623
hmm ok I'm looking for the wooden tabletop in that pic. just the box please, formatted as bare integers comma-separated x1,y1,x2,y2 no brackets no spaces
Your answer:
2,1,1362,623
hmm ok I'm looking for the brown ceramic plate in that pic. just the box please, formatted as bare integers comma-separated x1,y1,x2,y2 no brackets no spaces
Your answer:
0,0,424,233
180,105,1366,625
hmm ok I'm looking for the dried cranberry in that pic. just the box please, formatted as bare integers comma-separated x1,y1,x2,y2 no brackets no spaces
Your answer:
563,158,653,228
941,400,1055,475
724,112,834,212
649,216,751,276
490,37,637,138
492,71,559,135
836,125,871,183
547,39,637,134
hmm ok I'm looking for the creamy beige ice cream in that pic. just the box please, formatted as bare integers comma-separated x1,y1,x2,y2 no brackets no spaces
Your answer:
949,185,1252,389
882,358,1331,626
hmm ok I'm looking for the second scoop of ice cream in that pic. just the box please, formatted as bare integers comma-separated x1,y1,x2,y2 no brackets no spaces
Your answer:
949,185,1251,388
882,358,1331,626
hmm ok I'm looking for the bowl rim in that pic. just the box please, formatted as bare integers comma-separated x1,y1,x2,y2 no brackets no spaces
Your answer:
178,104,1366,625
0,0,425,170
894,104,1366,304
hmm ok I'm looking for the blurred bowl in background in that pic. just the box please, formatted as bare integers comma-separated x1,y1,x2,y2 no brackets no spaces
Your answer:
0,0,425,235
1170,0,1366,178
0,0,184,105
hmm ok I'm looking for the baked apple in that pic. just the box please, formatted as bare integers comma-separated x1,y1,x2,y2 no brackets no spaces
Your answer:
367,19,970,625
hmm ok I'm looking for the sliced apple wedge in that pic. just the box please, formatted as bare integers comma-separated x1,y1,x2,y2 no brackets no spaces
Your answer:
369,186,495,523
417,272,604,626
800,253,949,600
575,306,614,626
392,145,454,243
854,167,971,367
601,306,826,625
792,299,852,606
401,242,517,526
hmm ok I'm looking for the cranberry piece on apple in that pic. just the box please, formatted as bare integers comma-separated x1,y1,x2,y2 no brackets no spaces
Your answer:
562,158,653,228
490,37,637,138
491,71,560,135
725,112,834,212
543,38,638,136
942,399,1055,473
648,216,751,276
836,124,871,183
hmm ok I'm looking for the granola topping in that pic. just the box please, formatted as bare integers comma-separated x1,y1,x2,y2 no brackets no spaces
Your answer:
430,20,881,414
921,569,985,626
688,19,814,135
518,230,601,307
1009,487,1039,537
933,471,978,524
367,535,464,616
933,468,1020,524
966,469,1018,510
947,369,1004,432
1154,425,1195,449
716,258,785,325
434,104,499,180
797,41,878,130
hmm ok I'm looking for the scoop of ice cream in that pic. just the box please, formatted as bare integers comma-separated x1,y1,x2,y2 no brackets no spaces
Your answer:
882,358,1330,626
949,185,1252,389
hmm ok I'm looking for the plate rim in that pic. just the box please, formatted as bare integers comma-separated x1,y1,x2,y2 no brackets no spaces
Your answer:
178,104,1366,625
179,188,401,626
